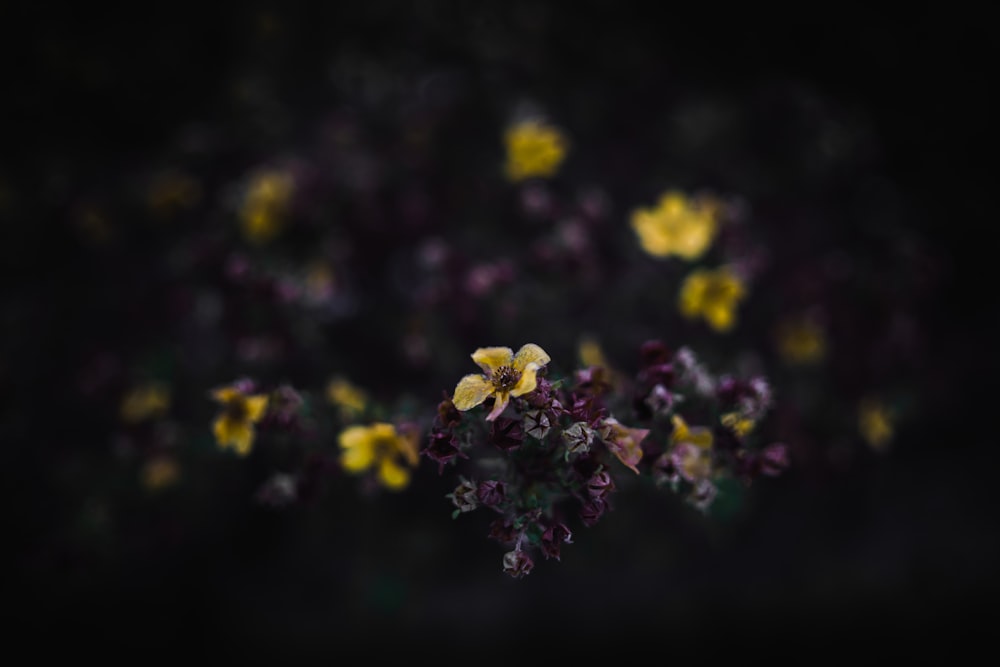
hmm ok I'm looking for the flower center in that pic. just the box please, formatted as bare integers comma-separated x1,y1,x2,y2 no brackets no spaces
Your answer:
225,399,249,421
492,365,522,393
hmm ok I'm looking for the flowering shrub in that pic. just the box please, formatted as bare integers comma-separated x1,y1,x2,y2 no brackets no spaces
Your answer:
14,6,951,602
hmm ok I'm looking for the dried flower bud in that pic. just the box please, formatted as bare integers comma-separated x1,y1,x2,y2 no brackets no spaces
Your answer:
688,478,718,513
562,421,594,457
449,478,479,513
502,549,534,579
523,409,551,440
255,472,298,507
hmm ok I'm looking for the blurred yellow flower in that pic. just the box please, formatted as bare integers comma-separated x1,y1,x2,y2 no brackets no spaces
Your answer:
148,171,201,217
671,414,714,449
504,120,568,182
678,266,747,333
120,382,171,423
631,191,719,260
142,457,180,491
775,315,827,366
720,411,755,438
453,343,551,421
578,336,609,369
859,398,893,451
338,422,420,490
326,376,368,418
210,384,269,456
240,169,294,244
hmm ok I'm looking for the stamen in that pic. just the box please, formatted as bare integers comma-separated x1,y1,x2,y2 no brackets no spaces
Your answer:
492,365,522,392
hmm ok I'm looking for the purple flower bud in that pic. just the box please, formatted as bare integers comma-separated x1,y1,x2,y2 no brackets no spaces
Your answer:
760,442,790,476
579,496,609,526
586,469,615,499
540,522,573,561
490,417,524,452
502,550,534,579
423,429,465,474
476,480,507,508
488,518,518,545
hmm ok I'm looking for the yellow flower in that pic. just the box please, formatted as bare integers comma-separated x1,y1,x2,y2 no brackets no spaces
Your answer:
120,382,171,423
452,343,551,421
142,457,180,491
338,422,421,491
859,398,893,452
147,171,201,217
720,411,755,438
678,266,747,333
578,336,609,369
503,120,568,182
630,191,719,260
240,169,294,244
326,376,368,418
775,315,827,366
210,384,269,456
671,414,714,449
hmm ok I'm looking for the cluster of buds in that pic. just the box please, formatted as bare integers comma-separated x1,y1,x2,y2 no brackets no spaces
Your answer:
428,340,791,578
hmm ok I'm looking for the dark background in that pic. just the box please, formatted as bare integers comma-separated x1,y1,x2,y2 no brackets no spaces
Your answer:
2,1,995,659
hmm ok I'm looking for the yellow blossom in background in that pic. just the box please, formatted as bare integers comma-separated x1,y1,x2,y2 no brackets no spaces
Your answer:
671,414,714,449
453,343,551,421
326,376,368,419
141,457,180,491
147,171,201,218
120,382,171,424
338,422,420,490
859,398,894,452
503,120,568,182
631,191,719,260
578,336,609,369
720,411,755,438
240,169,294,244
678,266,747,333
210,384,269,456
775,315,827,366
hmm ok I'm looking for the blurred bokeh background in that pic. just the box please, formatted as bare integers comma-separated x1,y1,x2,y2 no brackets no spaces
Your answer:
2,1,994,658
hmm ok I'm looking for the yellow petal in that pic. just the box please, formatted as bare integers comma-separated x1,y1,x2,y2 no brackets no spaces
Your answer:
689,426,714,450
705,303,736,332
510,363,539,397
213,415,235,448
452,374,494,411
378,458,411,490
471,347,514,374
679,272,708,318
338,425,376,472
211,387,241,404
232,424,255,456
485,391,510,422
513,343,550,372
396,427,421,466
244,394,269,422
